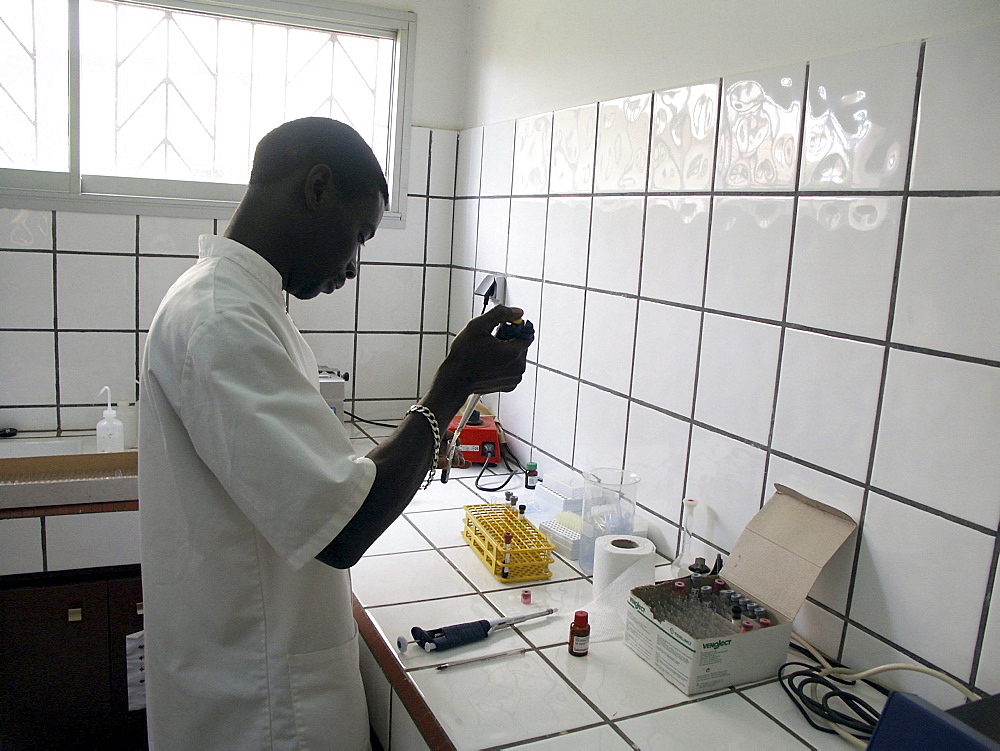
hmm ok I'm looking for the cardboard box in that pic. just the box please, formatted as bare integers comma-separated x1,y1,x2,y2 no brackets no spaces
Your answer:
0,451,138,510
624,484,857,695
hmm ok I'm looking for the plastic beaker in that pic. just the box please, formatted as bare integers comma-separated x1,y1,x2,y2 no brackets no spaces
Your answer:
579,468,640,576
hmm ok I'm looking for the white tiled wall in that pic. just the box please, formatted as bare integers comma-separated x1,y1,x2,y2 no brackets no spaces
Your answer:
0,128,458,429
0,518,43,575
452,24,1000,700
0,510,142,576
45,510,142,571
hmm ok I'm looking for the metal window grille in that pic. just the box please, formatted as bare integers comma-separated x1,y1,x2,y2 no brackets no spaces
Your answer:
0,0,414,217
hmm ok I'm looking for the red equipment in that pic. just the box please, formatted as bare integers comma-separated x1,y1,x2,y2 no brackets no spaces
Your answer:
446,412,501,465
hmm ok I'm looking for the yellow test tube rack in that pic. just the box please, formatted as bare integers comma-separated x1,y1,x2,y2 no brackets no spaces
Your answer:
461,504,555,583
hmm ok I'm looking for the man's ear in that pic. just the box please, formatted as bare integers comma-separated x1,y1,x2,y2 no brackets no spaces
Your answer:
303,164,333,210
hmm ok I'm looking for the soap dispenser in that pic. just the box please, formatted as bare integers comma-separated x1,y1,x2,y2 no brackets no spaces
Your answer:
96,386,125,453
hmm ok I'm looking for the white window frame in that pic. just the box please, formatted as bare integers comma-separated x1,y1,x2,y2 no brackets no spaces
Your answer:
0,0,416,223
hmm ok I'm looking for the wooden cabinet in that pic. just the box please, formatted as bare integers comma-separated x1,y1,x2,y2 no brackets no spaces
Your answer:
0,567,146,750
108,576,147,749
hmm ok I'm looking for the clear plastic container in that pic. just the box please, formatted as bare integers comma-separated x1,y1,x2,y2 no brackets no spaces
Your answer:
96,386,125,453
579,468,640,575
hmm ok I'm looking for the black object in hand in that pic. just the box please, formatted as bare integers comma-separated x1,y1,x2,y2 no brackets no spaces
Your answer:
496,319,535,341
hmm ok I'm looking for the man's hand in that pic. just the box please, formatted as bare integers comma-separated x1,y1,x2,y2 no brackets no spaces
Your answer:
433,305,533,402
437,430,470,469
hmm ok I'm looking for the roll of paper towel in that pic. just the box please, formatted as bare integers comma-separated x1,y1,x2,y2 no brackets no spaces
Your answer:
585,535,656,642
592,534,656,597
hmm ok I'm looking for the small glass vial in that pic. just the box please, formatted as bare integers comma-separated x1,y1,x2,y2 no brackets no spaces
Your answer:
690,573,703,597
731,605,743,626
716,589,735,616
524,462,538,489
569,610,590,656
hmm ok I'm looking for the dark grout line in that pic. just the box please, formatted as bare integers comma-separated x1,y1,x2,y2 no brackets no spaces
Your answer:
970,531,1000,687
735,690,820,750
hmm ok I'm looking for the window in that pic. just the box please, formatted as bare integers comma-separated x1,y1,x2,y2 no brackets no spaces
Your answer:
0,0,415,218
0,0,69,176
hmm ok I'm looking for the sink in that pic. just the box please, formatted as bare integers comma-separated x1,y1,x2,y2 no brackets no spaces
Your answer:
0,439,138,510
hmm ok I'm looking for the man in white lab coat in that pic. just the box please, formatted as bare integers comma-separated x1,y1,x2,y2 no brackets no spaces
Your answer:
138,118,531,750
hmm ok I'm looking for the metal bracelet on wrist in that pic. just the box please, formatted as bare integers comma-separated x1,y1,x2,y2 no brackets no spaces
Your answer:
406,404,440,487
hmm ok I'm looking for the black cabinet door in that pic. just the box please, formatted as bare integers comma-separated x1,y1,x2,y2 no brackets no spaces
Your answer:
108,576,147,749
0,581,112,750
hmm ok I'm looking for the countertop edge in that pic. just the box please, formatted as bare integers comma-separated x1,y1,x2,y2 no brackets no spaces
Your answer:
353,594,457,751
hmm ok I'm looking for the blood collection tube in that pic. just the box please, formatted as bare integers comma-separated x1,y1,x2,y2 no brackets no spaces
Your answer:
712,578,727,595
673,581,688,599
740,620,755,633
759,618,773,628
521,589,532,605
501,532,513,579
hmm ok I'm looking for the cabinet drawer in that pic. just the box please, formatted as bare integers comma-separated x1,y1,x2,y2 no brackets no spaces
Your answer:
0,581,112,746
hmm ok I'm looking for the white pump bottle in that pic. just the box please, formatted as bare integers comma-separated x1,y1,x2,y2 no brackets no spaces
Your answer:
96,386,125,453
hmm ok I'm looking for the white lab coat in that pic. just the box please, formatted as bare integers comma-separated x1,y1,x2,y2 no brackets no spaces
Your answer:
139,235,376,750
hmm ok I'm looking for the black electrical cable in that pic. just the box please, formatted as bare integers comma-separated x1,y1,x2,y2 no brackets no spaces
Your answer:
474,444,522,492
343,410,398,429
779,645,891,742
503,443,525,472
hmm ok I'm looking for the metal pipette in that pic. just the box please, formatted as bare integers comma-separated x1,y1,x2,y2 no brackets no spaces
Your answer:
440,392,481,484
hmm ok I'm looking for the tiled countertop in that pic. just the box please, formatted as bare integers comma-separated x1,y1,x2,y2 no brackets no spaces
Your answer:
350,461,866,751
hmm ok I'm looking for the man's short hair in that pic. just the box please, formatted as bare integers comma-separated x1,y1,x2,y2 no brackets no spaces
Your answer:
249,118,389,206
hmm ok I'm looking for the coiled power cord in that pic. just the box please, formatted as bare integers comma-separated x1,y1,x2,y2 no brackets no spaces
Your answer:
781,632,980,748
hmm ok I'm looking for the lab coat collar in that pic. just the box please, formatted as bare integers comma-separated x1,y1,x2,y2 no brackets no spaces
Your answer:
198,234,285,306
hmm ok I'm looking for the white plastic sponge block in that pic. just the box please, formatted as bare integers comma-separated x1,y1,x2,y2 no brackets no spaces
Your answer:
539,519,581,560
